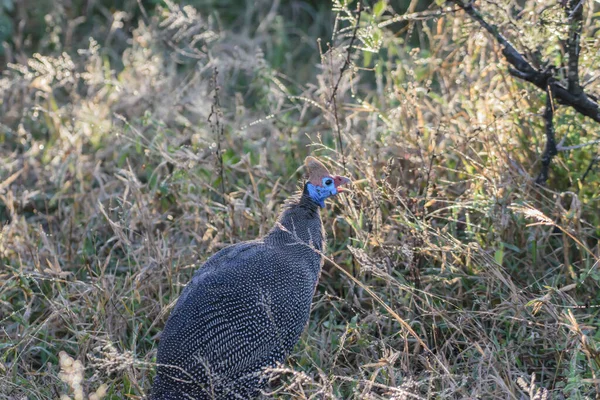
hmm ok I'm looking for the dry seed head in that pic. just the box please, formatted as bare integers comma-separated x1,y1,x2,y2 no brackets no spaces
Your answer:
509,205,553,225
95,384,108,397
57,350,108,400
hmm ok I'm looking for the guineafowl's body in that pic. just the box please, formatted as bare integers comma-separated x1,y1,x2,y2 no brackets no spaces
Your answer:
152,158,349,400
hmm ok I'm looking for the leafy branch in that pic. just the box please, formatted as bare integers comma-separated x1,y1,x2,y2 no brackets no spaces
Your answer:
449,1,599,123
448,0,599,184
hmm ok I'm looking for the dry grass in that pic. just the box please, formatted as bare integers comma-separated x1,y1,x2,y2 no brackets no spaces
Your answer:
1,0,600,399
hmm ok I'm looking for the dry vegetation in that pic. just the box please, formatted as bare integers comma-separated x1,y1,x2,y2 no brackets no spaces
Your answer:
1,0,600,398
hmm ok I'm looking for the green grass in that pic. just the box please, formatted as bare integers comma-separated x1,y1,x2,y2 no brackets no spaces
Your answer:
1,0,600,399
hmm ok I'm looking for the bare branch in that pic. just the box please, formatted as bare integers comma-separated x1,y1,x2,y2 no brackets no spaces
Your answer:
329,1,362,173
208,67,226,201
330,1,363,102
449,0,600,124
377,6,459,28
565,0,584,94
536,90,557,185
580,154,599,184
557,137,600,151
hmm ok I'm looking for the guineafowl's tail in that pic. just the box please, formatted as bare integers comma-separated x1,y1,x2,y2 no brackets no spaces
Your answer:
151,371,265,400
150,374,209,400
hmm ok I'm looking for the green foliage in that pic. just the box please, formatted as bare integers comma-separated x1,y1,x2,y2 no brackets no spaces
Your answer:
0,1,13,55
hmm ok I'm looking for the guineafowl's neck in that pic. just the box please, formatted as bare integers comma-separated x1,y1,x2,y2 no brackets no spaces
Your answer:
266,184,325,251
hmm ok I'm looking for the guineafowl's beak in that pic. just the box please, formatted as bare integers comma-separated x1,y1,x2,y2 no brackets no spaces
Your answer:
333,176,351,193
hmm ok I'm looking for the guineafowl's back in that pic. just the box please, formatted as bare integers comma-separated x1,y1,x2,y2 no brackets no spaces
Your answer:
152,236,322,399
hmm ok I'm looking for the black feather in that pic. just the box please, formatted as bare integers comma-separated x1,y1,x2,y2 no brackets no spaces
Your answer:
152,183,325,400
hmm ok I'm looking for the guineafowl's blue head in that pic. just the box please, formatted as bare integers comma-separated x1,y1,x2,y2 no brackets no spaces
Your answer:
304,156,351,208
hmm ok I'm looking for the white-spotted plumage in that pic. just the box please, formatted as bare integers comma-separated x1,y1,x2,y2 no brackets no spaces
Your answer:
152,158,348,400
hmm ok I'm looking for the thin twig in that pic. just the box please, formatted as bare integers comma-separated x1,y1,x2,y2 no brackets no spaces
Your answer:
136,0,149,22
208,67,226,201
377,6,460,28
329,1,363,105
329,1,362,174
557,138,600,151
377,7,460,28
421,151,436,221
565,0,584,94
536,89,557,185
580,155,599,185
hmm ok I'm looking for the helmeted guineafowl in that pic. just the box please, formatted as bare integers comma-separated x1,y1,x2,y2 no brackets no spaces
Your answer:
151,157,351,400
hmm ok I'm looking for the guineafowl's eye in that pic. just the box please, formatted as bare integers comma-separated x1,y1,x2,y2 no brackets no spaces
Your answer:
325,179,333,186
